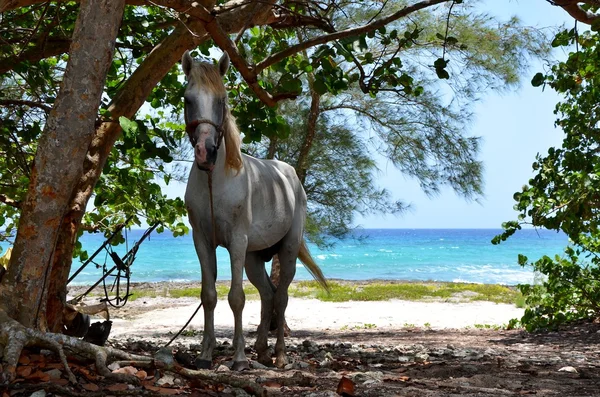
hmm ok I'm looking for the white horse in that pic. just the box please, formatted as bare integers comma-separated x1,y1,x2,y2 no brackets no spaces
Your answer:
181,51,328,370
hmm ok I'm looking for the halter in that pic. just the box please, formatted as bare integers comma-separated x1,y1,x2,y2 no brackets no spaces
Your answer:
185,100,227,153
185,118,225,151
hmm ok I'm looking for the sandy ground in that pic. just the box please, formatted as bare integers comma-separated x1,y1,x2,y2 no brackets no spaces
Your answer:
107,296,524,340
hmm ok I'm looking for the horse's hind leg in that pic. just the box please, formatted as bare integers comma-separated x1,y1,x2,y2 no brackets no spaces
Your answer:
244,252,275,367
192,230,218,369
273,241,298,368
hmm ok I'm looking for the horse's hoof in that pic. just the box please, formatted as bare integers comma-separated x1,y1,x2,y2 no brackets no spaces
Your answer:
232,360,250,371
195,358,212,369
257,356,275,368
275,357,288,369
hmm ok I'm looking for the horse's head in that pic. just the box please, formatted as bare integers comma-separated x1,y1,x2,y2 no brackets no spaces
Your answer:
181,50,230,172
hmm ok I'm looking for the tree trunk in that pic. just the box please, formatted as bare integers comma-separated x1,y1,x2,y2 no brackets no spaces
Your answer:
267,136,278,160
295,85,320,184
45,19,207,332
0,0,125,330
295,30,321,185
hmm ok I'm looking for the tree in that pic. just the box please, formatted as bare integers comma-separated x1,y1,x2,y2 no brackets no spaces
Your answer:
0,0,558,383
494,7,600,331
0,0,125,329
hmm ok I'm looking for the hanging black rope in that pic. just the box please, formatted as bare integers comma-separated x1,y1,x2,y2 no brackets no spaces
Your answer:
68,216,133,284
70,221,160,307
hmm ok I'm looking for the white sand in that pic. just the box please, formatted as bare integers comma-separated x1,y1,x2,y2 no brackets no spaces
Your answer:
109,297,523,339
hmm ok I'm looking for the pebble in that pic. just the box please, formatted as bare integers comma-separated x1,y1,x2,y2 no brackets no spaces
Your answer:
558,366,578,373
44,369,62,380
107,362,120,371
414,353,429,362
353,371,384,384
154,346,175,367
156,373,175,386
250,360,269,370
30,391,46,397
216,364,230,372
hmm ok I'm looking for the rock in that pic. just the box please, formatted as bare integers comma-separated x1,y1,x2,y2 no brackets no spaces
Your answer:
30,391,46,397
156,373,175,386
154,347,175,367
107,362,120,371
319,359,331,368
216,364,230,372
414,353,429,362
44,369,62,380
296,361,310,369
113,366,138,375
250,361,269,369
353,371,384,384
558,366,578,373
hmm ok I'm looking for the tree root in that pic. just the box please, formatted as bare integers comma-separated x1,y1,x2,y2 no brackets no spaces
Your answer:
0,310,269,395
176,367,267,396
0,309,151,385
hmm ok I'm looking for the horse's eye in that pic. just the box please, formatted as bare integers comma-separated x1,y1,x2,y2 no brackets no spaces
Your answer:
184,97,191,105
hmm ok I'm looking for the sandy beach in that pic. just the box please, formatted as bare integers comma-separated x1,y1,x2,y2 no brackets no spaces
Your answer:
65,283,600,397
95,285,524,341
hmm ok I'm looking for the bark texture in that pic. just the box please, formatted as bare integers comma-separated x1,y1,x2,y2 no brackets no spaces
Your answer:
45,18,207,332
0,0,125,329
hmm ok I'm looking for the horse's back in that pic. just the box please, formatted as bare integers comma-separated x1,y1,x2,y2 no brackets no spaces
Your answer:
242,154,306,251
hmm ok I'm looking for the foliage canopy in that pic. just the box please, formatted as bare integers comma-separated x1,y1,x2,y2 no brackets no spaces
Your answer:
494,20,600,331
0,1,548,261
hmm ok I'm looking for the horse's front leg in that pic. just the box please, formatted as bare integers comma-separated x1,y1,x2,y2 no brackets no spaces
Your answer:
228,236,249,371
192,231,218,369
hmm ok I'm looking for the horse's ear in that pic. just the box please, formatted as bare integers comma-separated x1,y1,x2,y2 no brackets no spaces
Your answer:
182,50,193,77
218,52,230,76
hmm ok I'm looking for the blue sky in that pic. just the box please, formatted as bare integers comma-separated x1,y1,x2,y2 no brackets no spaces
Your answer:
164,0,575,230
356,0,574,228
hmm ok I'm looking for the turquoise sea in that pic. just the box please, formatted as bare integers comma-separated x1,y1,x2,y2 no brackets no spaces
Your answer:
63,228,568,286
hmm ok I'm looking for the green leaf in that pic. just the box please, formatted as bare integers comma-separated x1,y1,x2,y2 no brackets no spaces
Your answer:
531,72,545,87
119,117,138,135
313,78,328,95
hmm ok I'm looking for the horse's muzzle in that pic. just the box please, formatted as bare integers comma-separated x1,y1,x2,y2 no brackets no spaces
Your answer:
195,140,218,171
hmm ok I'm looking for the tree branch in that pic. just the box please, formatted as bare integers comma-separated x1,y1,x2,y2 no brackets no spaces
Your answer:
0,99,52,113
255,0,452,73
0,37,70,74
200,6,298,106
0,194,21,209
548,0,600,25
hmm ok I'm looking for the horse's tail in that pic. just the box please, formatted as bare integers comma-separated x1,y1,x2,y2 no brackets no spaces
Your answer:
298,239,330,293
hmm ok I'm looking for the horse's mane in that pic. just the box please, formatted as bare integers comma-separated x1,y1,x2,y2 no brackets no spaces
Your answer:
189,61,243,175
223,107,243,174
188,63,227,96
